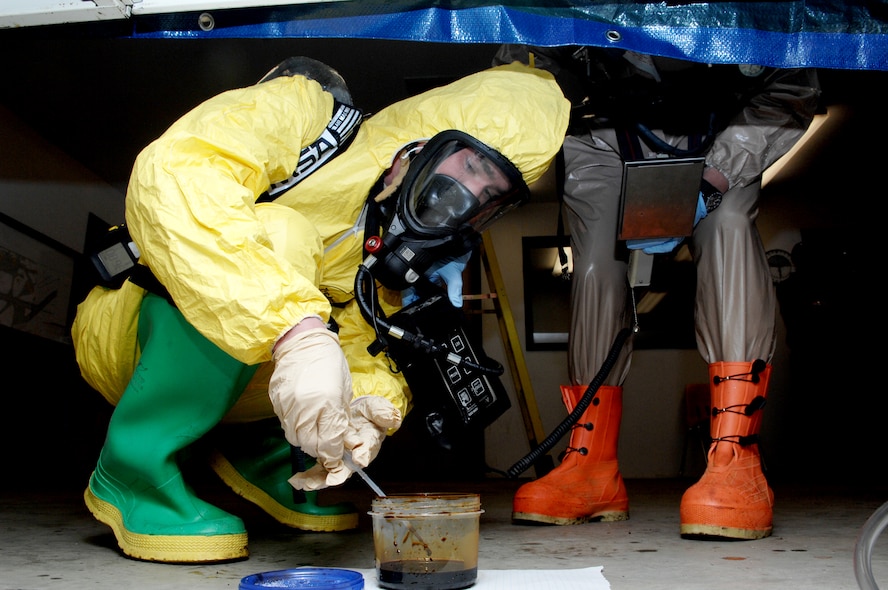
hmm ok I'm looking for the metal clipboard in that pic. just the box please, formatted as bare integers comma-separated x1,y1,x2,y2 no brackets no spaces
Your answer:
617,157,705,240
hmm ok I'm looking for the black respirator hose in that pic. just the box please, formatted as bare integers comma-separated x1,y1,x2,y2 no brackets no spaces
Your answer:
506,326,632,479
355,264,385,330
355,263,503,375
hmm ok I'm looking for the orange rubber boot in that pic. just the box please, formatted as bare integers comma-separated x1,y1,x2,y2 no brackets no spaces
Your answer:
512,385,629,525
680,361,773,540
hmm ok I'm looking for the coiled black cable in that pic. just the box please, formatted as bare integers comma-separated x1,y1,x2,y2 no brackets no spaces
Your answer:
506,327,632,479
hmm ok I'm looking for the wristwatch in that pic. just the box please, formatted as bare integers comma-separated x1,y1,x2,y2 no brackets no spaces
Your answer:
699,178,723,213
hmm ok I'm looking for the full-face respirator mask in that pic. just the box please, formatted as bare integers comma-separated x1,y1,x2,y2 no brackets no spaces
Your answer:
356,130,529,450
361,130,529,292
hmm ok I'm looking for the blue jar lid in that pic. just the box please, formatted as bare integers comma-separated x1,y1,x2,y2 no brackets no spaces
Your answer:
239,567,364,590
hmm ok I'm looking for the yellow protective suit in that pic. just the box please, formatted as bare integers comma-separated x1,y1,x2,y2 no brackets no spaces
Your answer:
72,62,570,423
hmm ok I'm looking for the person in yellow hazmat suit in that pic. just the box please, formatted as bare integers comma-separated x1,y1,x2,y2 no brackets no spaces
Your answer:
70,57,570,564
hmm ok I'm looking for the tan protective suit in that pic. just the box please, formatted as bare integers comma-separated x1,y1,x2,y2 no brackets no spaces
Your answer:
497,47,821,539
562,65,821,385
494,45,821,384
72,62,570,421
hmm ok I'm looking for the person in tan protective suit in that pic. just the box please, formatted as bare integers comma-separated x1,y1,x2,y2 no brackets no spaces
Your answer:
71,57,569,563
494,45,821,540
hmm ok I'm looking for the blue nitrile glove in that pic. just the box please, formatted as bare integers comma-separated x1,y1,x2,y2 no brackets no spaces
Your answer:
401,252,471,308
626,192,708,255
626,236,684,254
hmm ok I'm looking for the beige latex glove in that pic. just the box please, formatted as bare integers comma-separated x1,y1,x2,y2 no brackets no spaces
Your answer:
270,326,352,489
345,396,403,467
290,396,402,491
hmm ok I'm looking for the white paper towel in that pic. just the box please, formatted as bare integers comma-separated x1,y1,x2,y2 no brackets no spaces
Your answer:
353,566,610,589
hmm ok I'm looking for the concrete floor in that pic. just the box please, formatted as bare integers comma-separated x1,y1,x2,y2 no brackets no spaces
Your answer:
2,471,886,590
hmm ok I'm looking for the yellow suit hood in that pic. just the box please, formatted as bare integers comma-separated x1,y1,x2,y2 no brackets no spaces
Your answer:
79,62,569,371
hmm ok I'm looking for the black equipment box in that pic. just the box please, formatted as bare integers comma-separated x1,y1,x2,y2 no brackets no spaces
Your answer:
383,294,511,448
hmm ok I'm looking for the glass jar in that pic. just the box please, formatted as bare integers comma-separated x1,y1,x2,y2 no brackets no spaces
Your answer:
369,493,483,590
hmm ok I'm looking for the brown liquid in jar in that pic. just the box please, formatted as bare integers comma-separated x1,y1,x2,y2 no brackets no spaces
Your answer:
378,559,477,589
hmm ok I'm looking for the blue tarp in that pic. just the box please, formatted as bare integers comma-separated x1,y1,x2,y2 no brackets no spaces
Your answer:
128,1,888,70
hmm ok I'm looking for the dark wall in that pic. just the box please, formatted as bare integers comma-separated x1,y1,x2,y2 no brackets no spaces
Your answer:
0,35,498,190
0,325,112,491
770,228,884,485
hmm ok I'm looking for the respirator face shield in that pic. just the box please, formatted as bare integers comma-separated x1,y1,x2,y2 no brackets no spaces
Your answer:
365,130,529,291
402,130,528,238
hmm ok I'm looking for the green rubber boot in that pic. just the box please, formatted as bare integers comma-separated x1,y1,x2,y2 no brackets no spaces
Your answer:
210,419,359,531
84,294,259,563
